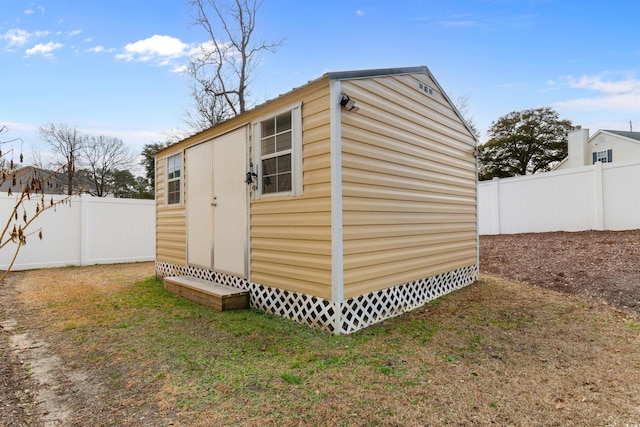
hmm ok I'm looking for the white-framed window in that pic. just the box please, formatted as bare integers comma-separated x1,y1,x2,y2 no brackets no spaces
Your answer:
166,153,182,205
592,149,612,164
252,103,302,198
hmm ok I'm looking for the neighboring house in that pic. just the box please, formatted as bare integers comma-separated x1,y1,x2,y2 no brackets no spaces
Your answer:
154,66,479,334
0,166,93,195
554,128,640,170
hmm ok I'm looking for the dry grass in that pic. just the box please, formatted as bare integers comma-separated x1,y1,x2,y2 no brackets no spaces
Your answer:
7,263,640,426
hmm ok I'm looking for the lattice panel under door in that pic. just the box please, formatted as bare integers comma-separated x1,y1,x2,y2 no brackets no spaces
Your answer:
155,262,251,291
156,261,337,333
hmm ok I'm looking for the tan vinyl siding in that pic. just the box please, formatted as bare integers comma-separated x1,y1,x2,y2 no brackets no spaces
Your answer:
249,80,333,300
155,153,186,265
340,74,477,299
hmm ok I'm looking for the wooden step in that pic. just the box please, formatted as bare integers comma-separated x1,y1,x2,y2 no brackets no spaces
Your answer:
163,275,249,311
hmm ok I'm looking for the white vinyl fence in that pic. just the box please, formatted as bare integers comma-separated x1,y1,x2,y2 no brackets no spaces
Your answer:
1,194,155,270
478,158,640,235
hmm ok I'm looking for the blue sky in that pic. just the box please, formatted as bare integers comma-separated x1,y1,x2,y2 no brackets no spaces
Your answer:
1,0,639,172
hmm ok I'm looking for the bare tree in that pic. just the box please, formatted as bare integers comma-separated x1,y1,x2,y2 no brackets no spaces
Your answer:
82,135,135,197
451,93,481,140
38,123,84,195
1,125,72,282
184,81,235,131
187,0,285,130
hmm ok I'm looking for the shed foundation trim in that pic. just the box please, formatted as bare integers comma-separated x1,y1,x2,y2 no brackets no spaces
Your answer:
156,261,478,334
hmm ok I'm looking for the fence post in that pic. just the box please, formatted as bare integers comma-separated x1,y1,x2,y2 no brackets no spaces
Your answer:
79,195,90,266
593,162,604,231
491,178,501,234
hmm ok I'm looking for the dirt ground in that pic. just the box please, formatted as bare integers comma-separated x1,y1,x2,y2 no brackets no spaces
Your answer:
1,230,639,426
0,263,157,427
480,229,640,313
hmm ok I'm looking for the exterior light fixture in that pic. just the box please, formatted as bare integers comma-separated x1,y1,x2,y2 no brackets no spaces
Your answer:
245,164,257,185
245,171,257,184
340,94,359,113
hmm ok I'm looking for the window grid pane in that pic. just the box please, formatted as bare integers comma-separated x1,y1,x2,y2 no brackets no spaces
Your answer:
278,154,291,173
262,136,276,155
277,131,292,151
278,172,292,192
276,112,292,134
262,118,275,137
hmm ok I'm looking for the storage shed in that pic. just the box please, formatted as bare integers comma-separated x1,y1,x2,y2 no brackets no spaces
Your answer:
155,66,478,334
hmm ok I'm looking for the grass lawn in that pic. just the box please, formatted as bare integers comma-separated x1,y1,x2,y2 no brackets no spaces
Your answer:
11,264,640,426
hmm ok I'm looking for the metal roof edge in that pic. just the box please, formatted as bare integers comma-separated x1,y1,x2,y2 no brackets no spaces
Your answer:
326,66,428,80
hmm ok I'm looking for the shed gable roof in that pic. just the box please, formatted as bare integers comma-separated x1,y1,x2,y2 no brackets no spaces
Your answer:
158,65,476,156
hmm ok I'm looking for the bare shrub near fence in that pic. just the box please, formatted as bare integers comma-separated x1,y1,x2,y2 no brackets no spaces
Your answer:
0,125,75,282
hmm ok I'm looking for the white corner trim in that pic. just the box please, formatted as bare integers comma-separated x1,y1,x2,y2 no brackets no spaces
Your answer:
329,80,344,306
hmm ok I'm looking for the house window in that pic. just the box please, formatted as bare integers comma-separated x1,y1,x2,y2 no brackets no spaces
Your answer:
167,153,181,205
253,103,302,197
592,149,612,164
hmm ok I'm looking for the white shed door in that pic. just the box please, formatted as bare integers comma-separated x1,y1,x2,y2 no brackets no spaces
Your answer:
186,128,248,277
186,141,213,270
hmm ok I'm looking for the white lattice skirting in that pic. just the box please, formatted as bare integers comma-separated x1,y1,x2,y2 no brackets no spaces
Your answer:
156,261,478,334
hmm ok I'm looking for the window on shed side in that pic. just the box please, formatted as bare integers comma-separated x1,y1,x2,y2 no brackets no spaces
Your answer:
262,112,292,194
252,104,302,197
167,153,182,205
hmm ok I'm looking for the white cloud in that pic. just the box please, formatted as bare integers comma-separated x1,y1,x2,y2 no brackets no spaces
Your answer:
24,8,34,15
566,75,638,94
188,40,217,57
86,45,105,53
356,9,365,16
555,93,640,111
553,74,640,112
171,64,187,73
2,29,30,48
25,42,64,58
67,29,82,37
441,20,479,27
117,35,190,62
1,29,50,49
